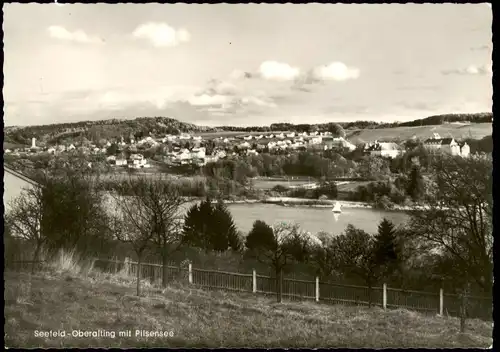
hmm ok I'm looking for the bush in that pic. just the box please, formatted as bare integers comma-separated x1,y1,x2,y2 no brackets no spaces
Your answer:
373,195,394,210
271,184,289,193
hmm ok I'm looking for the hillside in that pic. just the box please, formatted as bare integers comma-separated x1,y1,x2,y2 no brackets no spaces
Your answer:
345,123,492,144
4,117,219,146
4,270,492,348
3,113,492,146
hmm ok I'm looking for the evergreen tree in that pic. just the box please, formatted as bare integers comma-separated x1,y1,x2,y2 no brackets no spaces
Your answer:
406,165,425,201
212,200,241,252
182,197,241,252
246,220,275,250
373,218,401,279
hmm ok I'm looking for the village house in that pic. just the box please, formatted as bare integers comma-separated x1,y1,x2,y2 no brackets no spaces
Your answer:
204,155,219,163
47,147,56,154
128,153,150,168
267,141,277,149
364,141,402,159
309,136,322,145
423,133,470,157
211,149,227,159
238,141,251,150
322,136,357,151
192,136,202,141
179,133,192,140
68,144,76,151
106,155,128,166
175,149,192,163
246,149,259,156
243,135,253,140
56,145,66,152
191,147,206,159
286,132,295,138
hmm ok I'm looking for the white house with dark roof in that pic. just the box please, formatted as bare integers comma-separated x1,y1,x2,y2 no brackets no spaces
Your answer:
423,133,469,157
364,141,402,159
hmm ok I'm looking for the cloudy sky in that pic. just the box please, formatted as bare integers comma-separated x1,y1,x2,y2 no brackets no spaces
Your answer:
3,3,492,127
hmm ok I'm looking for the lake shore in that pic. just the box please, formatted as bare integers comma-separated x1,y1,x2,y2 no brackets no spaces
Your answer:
195,196,422,213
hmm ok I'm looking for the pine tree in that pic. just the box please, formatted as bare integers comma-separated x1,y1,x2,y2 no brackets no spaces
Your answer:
373,218,401,279
406,165,425,201
182,197,241,252
212,200,241,252
246,220,275,250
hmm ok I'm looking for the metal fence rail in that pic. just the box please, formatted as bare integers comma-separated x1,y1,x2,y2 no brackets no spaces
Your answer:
192,268,253,293
319,282,383,307
386,288,439,314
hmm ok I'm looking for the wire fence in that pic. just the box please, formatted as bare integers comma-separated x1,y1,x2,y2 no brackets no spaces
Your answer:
7,257,491,321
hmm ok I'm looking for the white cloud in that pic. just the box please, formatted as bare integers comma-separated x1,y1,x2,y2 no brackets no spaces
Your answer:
132,22,190,47
258,61,301,81
311,62,360,81
187,94,232,107
442,64,492,76
47,26,103,44
204,79,239,96
240,96,277,108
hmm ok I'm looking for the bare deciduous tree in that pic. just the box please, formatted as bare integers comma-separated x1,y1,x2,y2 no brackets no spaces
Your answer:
245,221,316,303
406,153,493,295
110,175,187,293
5,186,45,273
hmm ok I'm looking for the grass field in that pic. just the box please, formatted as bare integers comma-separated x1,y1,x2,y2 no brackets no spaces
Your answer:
4,267,492,348
345,123,492,144
337,181,372,193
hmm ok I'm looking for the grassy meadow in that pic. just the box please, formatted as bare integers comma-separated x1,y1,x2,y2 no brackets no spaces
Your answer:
4,251,493,349
345,123,492,144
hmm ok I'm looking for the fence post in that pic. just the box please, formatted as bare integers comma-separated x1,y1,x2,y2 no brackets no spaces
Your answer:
188,263,193,284
252,269,257,293
383,283,387,310
315,277,319,302
124,257,130,276
439,288,444,316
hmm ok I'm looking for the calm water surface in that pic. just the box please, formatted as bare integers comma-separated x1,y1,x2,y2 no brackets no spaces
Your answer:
225,203,409,235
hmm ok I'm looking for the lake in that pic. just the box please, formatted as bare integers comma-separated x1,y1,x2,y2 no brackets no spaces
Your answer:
224,203,409,235
105,194,408,236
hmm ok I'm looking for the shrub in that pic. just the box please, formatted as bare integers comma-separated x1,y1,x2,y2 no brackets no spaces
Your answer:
271,184,289,193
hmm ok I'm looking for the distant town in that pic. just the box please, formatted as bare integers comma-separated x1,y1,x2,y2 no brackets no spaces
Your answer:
4,126,474,173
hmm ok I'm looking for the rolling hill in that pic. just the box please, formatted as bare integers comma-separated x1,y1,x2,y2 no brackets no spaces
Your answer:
345,123,492,144
3,113,492,146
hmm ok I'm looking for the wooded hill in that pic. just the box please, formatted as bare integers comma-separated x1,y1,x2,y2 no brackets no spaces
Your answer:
4,112,492,146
